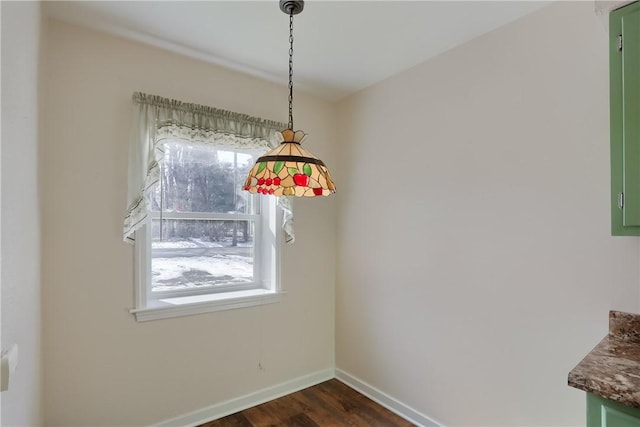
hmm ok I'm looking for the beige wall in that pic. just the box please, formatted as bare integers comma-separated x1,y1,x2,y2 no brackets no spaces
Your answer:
335,2,640,426
1,1,44,426
42,19,336,426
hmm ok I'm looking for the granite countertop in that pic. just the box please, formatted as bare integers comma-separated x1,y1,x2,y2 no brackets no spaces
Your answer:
568,311,640,408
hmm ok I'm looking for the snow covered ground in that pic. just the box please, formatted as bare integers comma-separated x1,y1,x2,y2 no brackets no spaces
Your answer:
151,254,253,291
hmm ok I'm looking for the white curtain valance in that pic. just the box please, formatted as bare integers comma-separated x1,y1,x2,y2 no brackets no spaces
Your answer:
123,92,295,244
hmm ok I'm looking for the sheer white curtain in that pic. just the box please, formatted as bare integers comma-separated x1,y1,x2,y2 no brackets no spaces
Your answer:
123,92,295,244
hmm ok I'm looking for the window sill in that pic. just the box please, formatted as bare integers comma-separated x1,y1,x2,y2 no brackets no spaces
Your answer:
130,289,284,322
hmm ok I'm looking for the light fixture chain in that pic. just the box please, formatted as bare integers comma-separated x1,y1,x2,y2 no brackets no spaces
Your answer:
288,11,294,130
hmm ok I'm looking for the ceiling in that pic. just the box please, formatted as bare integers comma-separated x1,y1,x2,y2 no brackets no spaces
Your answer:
44,1,550,101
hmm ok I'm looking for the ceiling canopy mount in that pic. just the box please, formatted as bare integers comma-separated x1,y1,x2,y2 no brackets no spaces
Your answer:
279,0,304,15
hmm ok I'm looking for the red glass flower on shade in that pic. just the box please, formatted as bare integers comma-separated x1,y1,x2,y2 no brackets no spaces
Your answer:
243,129,336,197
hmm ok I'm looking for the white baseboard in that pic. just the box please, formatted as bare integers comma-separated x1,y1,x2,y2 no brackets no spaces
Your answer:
335,368,443,427
153,367,443,427
153,368,335,427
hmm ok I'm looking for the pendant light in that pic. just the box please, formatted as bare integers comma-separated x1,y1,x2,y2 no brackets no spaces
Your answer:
244,0,336,197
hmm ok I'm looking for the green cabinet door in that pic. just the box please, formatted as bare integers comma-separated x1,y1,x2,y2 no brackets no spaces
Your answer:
611,1,640,235
587,394,640,427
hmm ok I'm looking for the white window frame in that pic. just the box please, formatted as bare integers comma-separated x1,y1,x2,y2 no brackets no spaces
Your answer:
130,156,283,322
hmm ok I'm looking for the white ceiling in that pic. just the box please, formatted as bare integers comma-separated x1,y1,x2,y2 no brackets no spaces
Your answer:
44,1,550,101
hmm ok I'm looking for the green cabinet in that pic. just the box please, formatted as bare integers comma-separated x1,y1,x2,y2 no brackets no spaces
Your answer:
611,1,640,235
588,394,640,427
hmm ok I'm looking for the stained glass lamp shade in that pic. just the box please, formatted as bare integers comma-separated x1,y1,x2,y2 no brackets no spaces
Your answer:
244,129,335,197
243,0,335,198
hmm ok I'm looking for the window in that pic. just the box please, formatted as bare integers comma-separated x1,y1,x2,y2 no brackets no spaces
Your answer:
124,93,290,321
132,139,281,321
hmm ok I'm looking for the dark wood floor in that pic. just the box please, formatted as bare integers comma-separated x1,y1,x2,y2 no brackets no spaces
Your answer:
199,379,414,427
